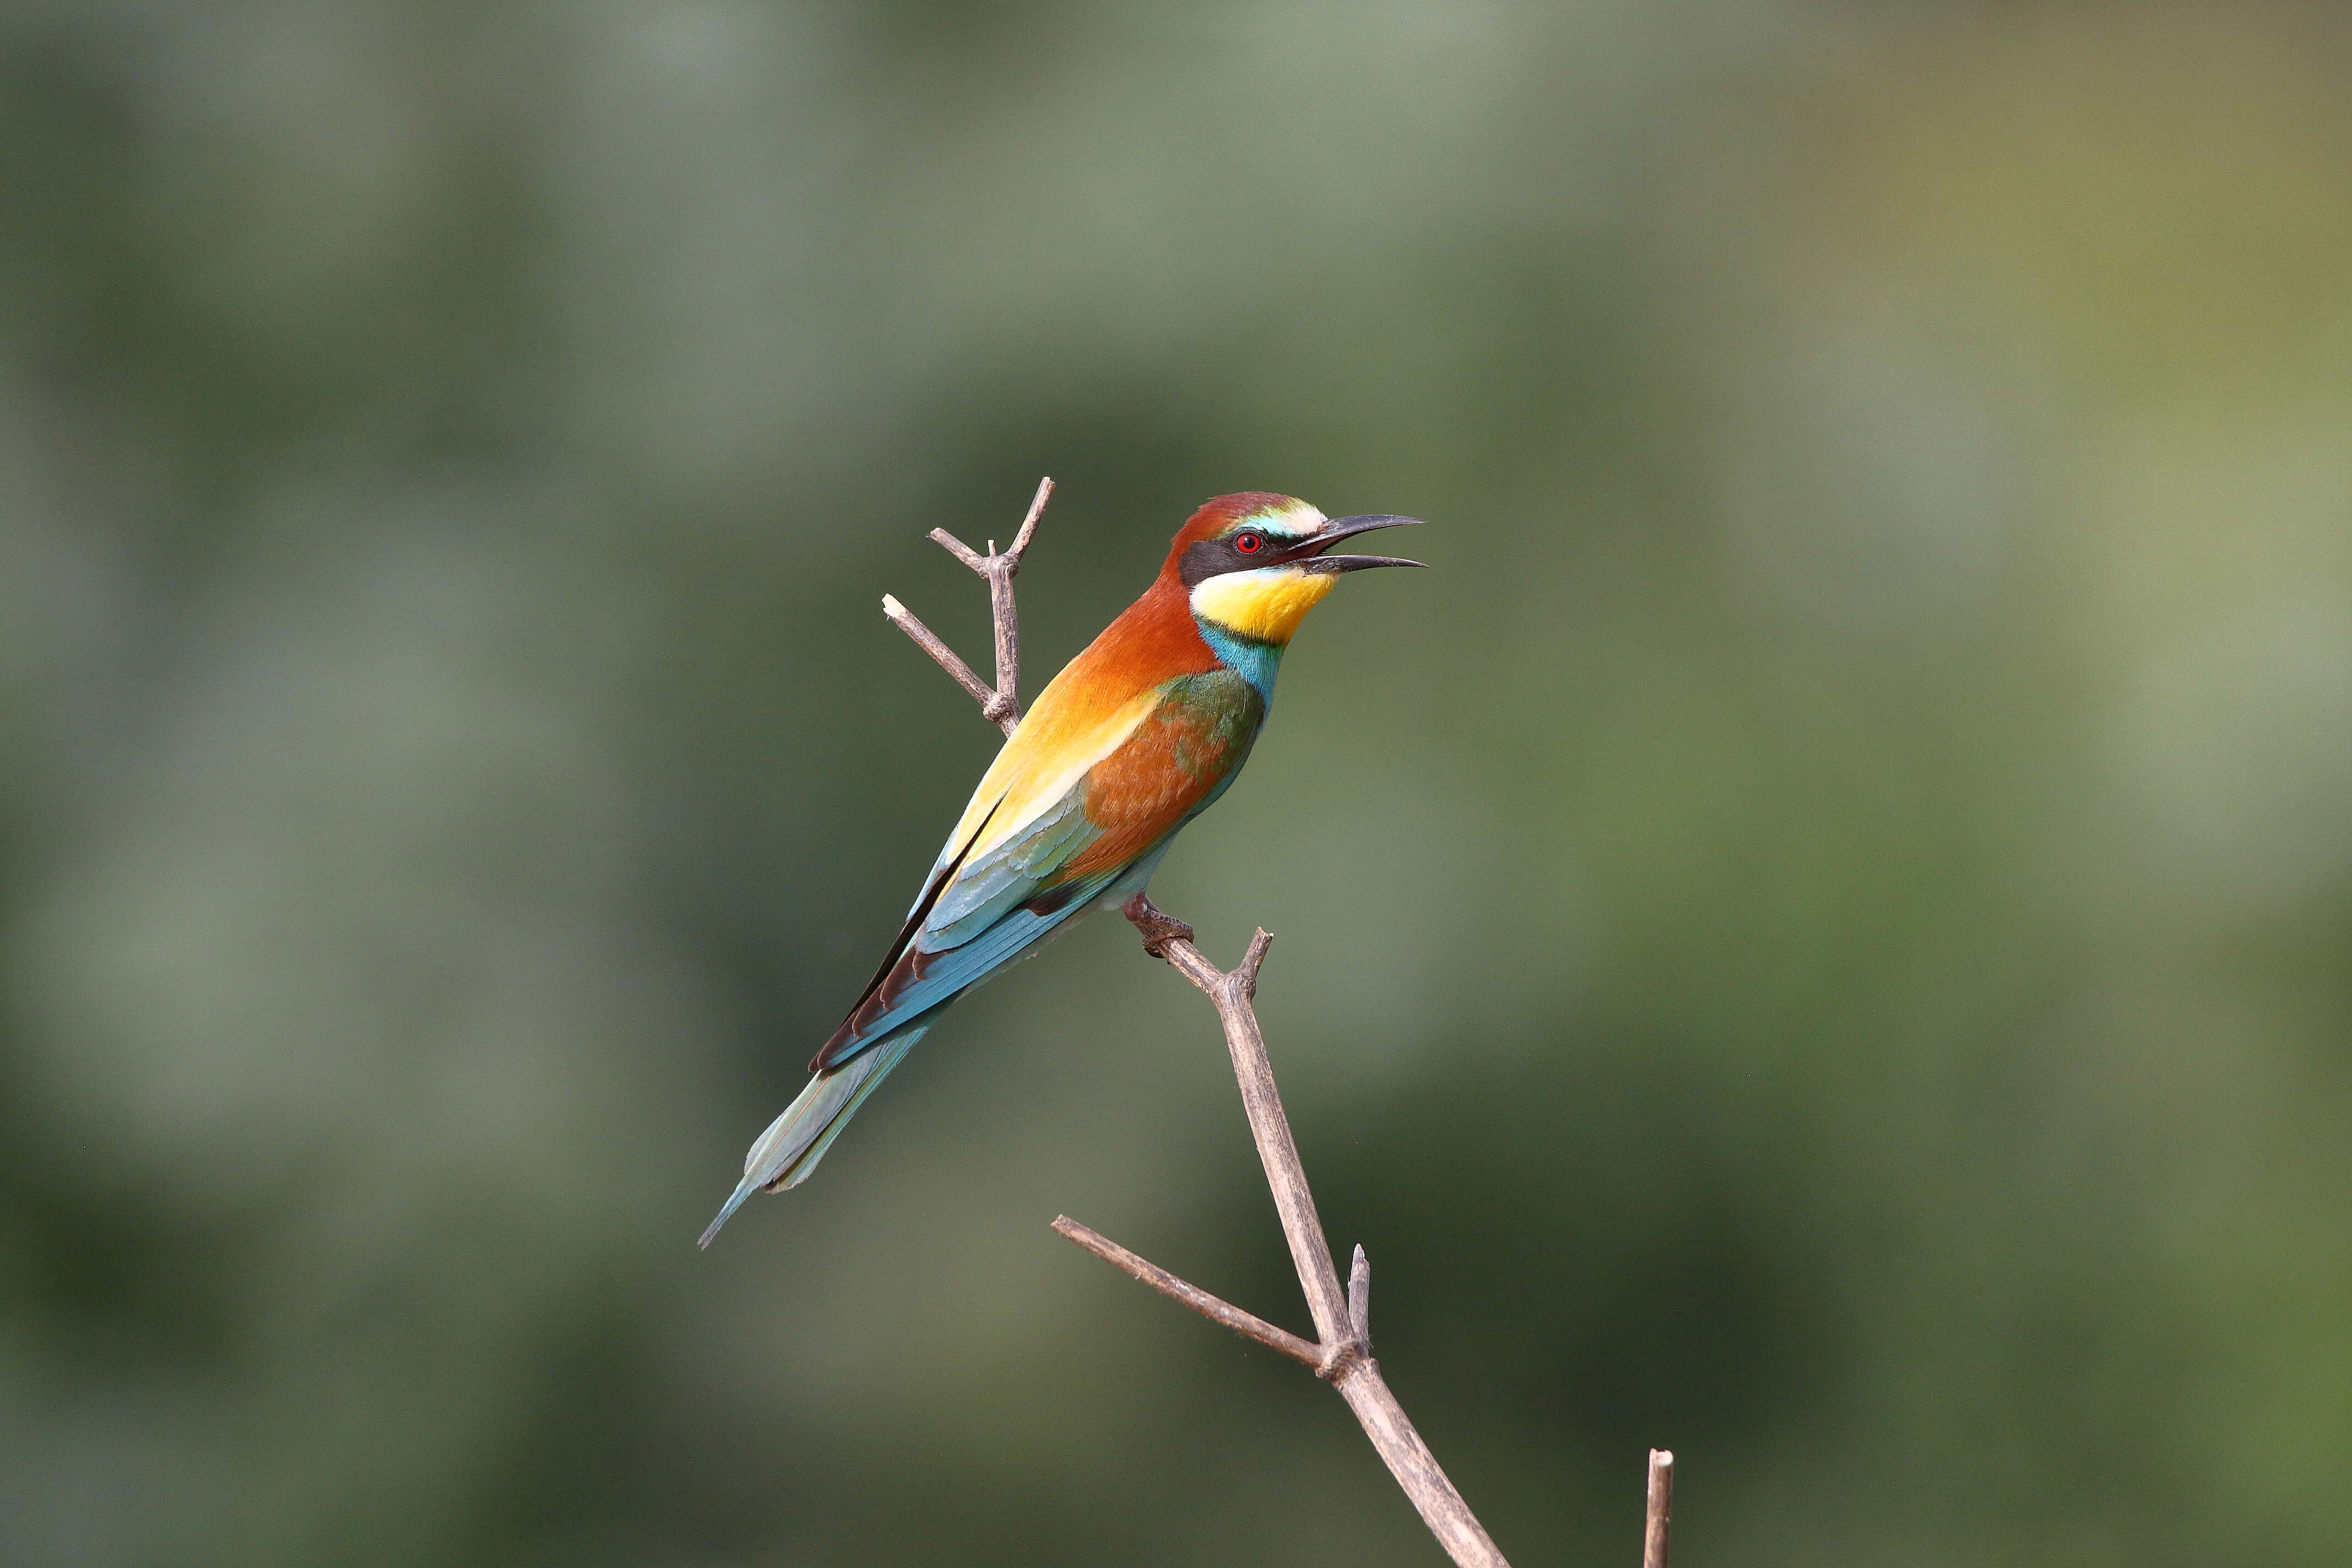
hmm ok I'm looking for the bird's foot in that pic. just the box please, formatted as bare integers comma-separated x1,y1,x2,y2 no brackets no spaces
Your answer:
1122,891,1195,959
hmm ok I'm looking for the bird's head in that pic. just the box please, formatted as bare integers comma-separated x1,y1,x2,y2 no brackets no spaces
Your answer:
1166,493,1424,646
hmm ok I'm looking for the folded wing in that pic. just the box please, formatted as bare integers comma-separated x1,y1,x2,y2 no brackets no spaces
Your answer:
810,671,1262,1072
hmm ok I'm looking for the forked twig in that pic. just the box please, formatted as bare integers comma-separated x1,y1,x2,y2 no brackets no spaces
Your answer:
1093,896,1504,1564
883,478,1514,1567
882,475,1052,735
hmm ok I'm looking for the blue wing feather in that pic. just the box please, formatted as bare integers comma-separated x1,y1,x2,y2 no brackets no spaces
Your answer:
810,774,1116,1071
926,788,1099,945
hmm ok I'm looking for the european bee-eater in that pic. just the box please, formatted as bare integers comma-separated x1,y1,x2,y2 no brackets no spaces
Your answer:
700,493,1423,1245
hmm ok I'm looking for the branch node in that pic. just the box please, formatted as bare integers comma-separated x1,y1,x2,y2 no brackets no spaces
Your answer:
1315,1337,1371,1384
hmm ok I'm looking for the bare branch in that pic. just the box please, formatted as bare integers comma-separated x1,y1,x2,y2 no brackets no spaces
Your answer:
1008,473,1053,559
1645,1450,1674,1568
925,527,988,571
886,480,1054,736
983,553,1022,725
1348,1244,1371,1344
881,594,1004,725
1052,1216,1322,1370
1104,899,1510,1568
1131,910,1354,1347
915,476,1054,732
1236,927,1273,998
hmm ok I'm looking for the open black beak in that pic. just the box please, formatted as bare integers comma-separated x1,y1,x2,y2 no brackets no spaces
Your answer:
1293,514,1428,574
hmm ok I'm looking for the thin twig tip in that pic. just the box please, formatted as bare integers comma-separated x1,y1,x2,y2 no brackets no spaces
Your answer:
1237,928,1274,992
929,527,987,571
1645,1447,1674,1568
1010,476,1054,557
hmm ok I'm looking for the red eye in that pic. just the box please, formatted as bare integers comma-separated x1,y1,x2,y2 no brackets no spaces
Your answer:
1234,531,1265,554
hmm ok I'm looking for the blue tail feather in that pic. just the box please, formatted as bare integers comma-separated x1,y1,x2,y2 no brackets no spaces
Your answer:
697,1022,930,1248
699,838,1182,1247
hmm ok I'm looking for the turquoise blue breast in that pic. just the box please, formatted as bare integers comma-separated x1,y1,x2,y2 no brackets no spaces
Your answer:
1193,617,1286,704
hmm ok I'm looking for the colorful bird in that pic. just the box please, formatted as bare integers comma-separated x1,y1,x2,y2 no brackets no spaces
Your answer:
700,493,1423,1246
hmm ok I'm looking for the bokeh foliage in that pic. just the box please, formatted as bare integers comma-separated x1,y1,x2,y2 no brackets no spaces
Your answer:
3,3,2350,1564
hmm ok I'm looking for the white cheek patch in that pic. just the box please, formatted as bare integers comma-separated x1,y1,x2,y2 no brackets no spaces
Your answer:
1189,565,1339,643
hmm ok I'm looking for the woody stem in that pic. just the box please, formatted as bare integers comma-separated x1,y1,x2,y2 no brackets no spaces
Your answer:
1105,906,1509,1568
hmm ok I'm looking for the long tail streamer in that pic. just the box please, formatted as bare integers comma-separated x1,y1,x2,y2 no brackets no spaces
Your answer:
697,1025,930,1248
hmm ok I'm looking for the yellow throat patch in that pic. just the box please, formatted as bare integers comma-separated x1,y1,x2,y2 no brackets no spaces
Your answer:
1188,565,1338,644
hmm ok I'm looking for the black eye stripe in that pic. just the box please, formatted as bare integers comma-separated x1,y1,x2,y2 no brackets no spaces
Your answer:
1177,529,1286,586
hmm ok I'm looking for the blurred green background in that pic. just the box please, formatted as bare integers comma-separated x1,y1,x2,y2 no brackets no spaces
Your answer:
3,2,2350,1564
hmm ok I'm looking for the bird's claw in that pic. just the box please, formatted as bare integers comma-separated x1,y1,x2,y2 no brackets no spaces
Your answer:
1121,892,1195,957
